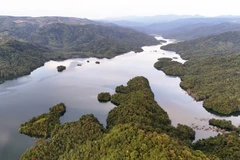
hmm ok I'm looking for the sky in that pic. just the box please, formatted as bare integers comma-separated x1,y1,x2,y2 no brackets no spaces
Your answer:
0,0,239,19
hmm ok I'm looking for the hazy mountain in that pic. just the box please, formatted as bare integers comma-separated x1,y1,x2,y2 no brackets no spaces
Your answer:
104,20,146,27
161,22,240,40
103,14,203,27
136,17,240,34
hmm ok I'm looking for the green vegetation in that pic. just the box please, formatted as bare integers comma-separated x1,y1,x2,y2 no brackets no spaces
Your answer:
19,103,66,138
20,114,105,160
0,16,159,82
97,92,111,102
29,23,159,57
209,118,238,131
0,40,51,82
194,132,240,160
155,31,240,115
57,65,66,72
161,31,240,60
154,58,184,76
59,125,207,160
20,76,211,160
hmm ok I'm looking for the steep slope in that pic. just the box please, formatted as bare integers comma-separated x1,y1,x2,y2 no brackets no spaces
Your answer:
0,40,51,81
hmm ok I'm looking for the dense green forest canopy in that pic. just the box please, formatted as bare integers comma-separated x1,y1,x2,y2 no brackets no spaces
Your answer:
20,76,211,160
0,16,158,82
194,132,240,160
154,55,240,115
155,31,240,115
19,103,66,138
0,40,52,81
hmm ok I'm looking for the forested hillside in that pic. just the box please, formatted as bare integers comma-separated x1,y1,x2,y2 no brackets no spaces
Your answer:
0,40,51,81
194,132,240,159
155,31,240,115
0,16,159,82
29,23,159,56
162,31,240,60
20,77,209,160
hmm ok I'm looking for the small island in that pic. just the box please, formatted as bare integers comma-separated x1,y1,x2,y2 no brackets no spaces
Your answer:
57,65,66,72
97,92,111,102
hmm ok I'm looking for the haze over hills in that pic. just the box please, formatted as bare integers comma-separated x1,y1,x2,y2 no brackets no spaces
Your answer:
104,15,240,40
160,22,240,40
103,14,204,26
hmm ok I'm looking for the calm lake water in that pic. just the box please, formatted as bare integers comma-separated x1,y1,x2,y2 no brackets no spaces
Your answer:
0,37,239,159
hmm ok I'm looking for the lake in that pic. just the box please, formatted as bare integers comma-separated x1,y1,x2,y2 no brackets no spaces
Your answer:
0,37,239,159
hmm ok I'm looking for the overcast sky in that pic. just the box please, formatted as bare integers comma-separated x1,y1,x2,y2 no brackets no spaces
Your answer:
0,0,239,19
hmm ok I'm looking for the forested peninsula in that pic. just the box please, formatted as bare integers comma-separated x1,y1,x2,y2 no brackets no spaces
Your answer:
19,76,240,159
20,76,211,160
0,16,158,82
155,31,240,115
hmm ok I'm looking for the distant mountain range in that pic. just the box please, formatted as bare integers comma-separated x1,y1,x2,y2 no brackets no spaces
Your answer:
162,31,240,59
103,14,204,25
103,15,240,40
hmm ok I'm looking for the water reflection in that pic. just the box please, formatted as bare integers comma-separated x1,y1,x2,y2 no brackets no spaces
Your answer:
0,37,239,159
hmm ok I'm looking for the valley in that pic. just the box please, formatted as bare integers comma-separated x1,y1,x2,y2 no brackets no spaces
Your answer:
1,13,240,160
